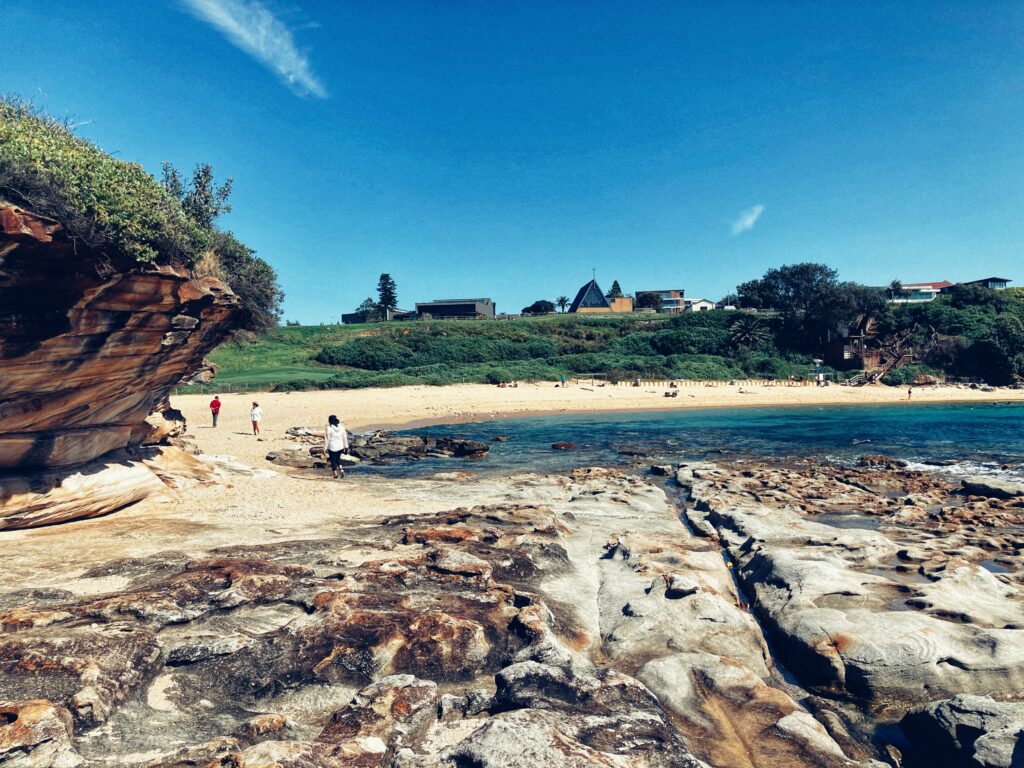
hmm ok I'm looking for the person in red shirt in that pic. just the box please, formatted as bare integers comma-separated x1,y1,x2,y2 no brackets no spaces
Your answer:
210,395,221,428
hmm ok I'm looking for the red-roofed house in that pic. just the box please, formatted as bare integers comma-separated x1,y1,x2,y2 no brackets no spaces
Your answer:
889,281,953,303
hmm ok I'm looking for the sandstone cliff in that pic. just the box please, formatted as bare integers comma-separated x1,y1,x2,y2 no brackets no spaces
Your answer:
0,203,239,528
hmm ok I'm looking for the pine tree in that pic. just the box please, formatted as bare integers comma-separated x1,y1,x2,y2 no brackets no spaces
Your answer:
377,273,398,314
606,280,623,298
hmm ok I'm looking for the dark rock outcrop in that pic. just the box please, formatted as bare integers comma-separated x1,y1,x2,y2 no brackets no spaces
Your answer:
857,454,908,469
279,428,489,465
961,477,1024,499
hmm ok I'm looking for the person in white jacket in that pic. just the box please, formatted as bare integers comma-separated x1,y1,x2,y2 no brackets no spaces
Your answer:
324,414,349,478
250,402,263,436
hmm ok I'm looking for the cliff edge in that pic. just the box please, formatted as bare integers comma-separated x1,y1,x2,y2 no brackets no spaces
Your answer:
0,203,240,527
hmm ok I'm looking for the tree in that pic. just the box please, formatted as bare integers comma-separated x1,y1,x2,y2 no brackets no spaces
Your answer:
606,280,623,299
556,295,570,313
354,297,382,322
211,231,284,332
522,300,555,315
887,280,907,300
161,162,233,231
377,273,398,314
804,282,886,345
737,263,839,324
159,162,282,332
635,292,663,311
947,283,1008,311
729,314,770,348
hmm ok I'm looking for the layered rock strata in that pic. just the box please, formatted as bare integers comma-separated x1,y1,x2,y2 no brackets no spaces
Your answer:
0,204,239,528
0,470,865,767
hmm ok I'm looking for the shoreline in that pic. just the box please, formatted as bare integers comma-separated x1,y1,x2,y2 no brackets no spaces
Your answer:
176,380,1024,432
357,391,1024,432
172,381,1024,467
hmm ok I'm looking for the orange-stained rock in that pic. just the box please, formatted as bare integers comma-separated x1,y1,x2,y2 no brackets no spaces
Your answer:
0,203,238,470
0,699,83,767
0,203,240,528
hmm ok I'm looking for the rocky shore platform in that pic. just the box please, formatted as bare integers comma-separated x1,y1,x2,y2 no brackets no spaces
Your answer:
1,457,1022,767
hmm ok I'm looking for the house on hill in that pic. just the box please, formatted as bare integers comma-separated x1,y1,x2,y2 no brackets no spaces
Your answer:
341,307,414,324
568,279,633,313
888,281,952,303
415,298,496,320
961,277,1012,290
684,298,715,312
637,289,686,313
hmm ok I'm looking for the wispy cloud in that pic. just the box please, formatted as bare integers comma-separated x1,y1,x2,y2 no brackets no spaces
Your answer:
731,204,765,236
180,0,327,98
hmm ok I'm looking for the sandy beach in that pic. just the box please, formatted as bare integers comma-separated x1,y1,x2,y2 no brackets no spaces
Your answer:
172,381,1024,466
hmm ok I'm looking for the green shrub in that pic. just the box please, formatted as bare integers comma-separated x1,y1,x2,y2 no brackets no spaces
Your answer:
0,98,205,264
667,354,742,380
880,364,940,386
484,370,508,385
610,333,656,356
316,337,409,370
0,98,282,331
651,315,731,355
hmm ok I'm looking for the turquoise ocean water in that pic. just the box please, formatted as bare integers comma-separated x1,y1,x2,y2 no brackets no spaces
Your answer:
366,401,1024,480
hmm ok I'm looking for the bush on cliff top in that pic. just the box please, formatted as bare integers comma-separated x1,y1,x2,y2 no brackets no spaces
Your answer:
0,97,205,264
0,97,283,331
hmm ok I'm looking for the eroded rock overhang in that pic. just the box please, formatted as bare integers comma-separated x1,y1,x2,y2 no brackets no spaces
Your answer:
0,203,239,528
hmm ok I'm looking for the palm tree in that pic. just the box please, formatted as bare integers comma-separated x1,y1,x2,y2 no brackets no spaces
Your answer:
729,314,770,348
556,296,570,314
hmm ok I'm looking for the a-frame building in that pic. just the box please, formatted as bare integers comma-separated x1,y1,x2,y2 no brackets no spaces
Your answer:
568,278,634,314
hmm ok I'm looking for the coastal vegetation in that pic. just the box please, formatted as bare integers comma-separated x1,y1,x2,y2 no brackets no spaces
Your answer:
0,97,282,331
204,267,1024,392
201,311,820,392
878,284,1024,385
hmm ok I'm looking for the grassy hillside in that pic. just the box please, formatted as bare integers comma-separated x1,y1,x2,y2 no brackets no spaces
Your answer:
192,285,1024,394
192,311,826,393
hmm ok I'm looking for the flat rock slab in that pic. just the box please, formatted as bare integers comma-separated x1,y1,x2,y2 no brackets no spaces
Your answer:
0,470,868,768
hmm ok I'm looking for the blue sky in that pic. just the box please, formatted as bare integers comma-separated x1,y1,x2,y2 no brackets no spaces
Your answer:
3,1,1022,321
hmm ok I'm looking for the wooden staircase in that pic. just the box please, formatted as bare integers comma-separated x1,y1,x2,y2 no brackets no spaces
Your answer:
847,353,913,386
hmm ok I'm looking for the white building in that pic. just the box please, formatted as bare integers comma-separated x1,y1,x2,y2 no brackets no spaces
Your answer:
888,281,952,303
684,298,716,312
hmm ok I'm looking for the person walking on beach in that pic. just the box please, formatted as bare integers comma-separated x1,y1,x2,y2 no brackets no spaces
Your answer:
250,402,263,436
324,414,349,479
907,387,912,400
209,395,221,428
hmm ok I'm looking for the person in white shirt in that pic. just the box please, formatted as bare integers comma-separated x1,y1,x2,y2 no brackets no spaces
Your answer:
250,402,263,436
324,414,349,478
